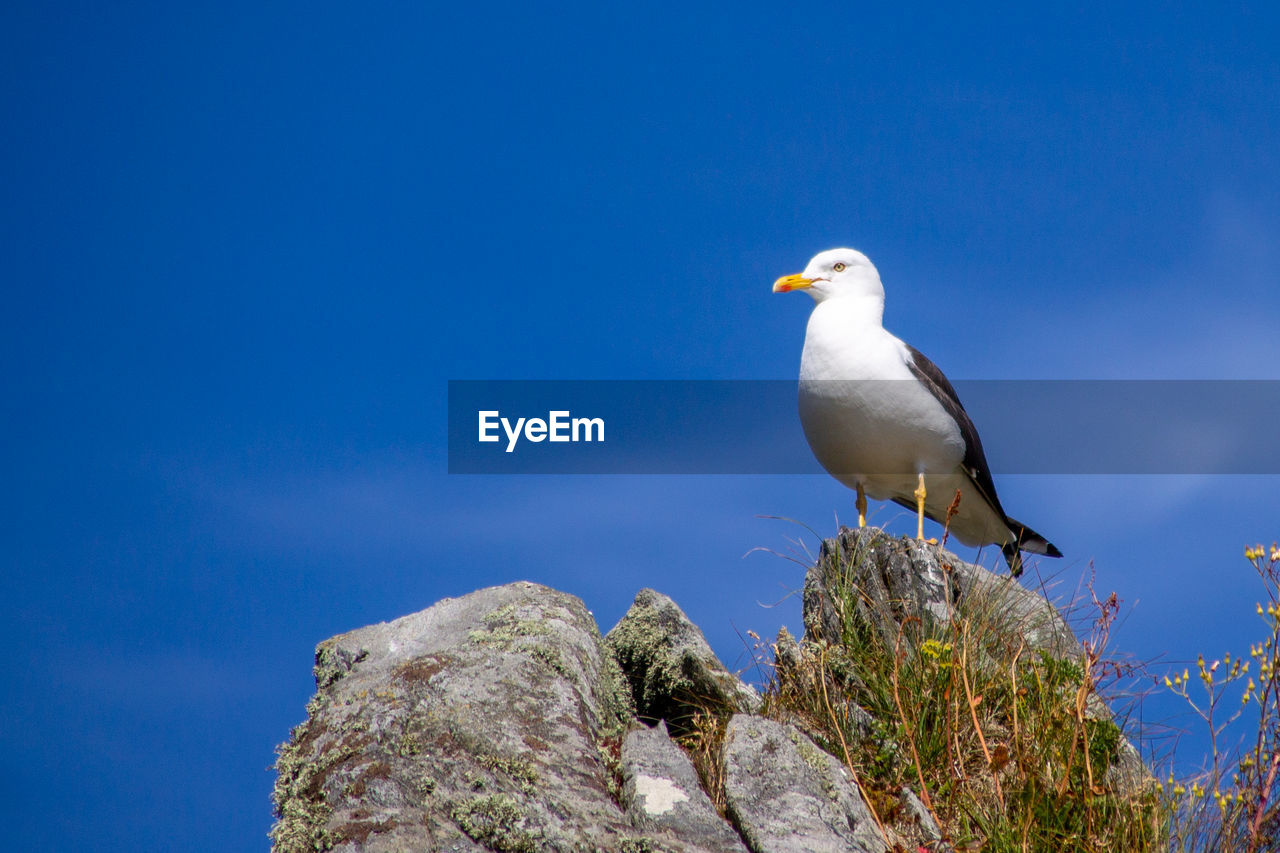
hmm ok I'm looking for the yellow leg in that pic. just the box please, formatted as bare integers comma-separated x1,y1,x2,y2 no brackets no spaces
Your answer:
914,473,927,540
856,483,867,528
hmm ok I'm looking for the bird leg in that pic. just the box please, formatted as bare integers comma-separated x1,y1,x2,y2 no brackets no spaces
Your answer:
914,473,927,540
856,483,867,528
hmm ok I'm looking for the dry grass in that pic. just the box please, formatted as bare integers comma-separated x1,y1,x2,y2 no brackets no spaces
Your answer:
724,527,1280,851
676,710,730,816
752,532,1162,851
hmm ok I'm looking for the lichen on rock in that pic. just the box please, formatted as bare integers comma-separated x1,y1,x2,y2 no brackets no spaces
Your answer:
606,589,759,736
271,528,1152,852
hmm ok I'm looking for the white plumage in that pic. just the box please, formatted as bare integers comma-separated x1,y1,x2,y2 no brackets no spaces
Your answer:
774,248,1060,576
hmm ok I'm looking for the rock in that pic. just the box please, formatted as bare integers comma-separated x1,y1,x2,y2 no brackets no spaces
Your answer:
1107,732,1155,798
620,721,749,853
270,530,1155,851
607,588,760,735
804,527,1078,659
804,526,1151,798
898,786,944,846
270,582,643,853
722,714,888,853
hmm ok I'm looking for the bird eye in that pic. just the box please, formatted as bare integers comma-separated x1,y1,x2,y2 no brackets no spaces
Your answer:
833,262,846,272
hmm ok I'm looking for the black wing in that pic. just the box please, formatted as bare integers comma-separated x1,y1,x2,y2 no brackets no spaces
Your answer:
904,344,1062,573
903,344,1008,521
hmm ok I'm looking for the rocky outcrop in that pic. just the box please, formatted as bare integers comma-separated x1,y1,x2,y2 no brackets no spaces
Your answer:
271,527,1149,852
804,527,1149,797
620,721,749,853
803,528,1078,658
606,588,760,735
722,714,887,853
269,582,643,852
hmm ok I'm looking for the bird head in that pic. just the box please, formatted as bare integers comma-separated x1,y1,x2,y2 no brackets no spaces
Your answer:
772,248,884,303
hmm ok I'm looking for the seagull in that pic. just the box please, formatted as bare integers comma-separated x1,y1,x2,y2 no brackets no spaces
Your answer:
773,248,1061,576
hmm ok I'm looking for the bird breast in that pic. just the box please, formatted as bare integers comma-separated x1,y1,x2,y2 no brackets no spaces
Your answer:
797,311,965,491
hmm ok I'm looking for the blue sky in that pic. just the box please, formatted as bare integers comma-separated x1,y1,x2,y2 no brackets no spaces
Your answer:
4,2,1280,848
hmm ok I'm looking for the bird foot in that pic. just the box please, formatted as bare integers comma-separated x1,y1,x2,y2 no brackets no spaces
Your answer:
914,474,927,540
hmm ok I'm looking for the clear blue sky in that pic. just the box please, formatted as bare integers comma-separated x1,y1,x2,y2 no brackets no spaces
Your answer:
4,2,1279,848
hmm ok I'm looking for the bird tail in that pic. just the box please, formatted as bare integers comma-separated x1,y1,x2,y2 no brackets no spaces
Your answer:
1001,517,1063,578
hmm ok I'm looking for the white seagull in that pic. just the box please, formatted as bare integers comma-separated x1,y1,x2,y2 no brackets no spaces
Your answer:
773,248,1060,576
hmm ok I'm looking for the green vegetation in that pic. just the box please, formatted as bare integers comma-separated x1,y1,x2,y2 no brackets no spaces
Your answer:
1163,542,1280,852
724,531,1280,851
754,533,1160,850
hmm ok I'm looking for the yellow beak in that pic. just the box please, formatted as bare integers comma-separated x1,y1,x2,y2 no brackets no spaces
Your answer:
773,273,813,293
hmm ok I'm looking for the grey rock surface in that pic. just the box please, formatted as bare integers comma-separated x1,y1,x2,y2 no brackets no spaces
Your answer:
898,786,944,846
620,721,749,853
722,714,888,853
271,582,642,853
804,526,1078,658
607,588,760,735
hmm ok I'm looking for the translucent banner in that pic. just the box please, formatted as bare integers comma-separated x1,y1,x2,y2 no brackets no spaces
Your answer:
447,380,1280,474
